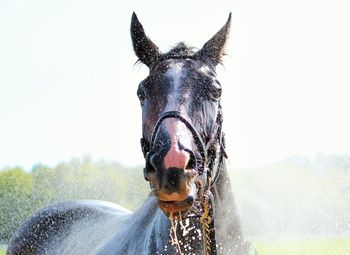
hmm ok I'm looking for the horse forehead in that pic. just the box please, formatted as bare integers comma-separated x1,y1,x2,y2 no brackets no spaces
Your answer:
164,61,187,82
163,60,207,83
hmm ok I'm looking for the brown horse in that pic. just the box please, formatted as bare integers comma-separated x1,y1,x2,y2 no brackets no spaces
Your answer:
7,13,256,255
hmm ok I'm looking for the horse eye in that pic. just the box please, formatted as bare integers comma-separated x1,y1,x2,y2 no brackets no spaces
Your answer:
137,89,146,104
213,87,222,99
209,86,222,101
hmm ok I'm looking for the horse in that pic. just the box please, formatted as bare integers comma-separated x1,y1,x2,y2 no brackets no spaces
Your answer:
7,13,256,255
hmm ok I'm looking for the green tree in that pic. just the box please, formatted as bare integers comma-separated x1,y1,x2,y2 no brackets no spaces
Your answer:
0,168,33,241
0,157,150,241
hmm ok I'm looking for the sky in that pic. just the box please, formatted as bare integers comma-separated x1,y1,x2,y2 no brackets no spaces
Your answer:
0,0,349,170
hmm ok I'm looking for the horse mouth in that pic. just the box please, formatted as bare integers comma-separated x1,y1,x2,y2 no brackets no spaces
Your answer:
157,195,194,217
155,181,202,219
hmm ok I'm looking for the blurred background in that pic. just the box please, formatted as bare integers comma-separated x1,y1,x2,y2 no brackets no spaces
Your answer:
1,0,350,254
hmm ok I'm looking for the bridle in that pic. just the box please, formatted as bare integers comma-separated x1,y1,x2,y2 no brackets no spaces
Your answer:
140,109,228,254
140,110,227,189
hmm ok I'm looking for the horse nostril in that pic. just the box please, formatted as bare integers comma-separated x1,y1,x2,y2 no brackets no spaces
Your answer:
143,167,149,181
149,153,162,171
185,150,196,170
144,153,158,182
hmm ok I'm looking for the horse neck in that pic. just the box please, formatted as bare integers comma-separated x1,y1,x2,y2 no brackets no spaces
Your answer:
210,159,246,254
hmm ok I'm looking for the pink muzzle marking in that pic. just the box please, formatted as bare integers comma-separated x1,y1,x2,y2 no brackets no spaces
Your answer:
164,146,190,169
162,118,191,170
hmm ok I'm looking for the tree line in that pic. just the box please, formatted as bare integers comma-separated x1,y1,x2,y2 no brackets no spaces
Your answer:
0,156,148,242
1,153,349,242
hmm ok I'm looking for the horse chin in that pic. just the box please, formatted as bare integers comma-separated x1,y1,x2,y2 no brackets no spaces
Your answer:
157,196,194,219
156,183,199,219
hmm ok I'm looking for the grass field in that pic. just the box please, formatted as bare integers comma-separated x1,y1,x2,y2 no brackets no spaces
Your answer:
255,238,350,255
0,239,349,254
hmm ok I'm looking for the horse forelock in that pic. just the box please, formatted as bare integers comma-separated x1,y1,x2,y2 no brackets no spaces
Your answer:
160,42,197,60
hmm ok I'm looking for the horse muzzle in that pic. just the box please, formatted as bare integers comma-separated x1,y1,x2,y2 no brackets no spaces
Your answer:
142,111,208,216
146,163,200,214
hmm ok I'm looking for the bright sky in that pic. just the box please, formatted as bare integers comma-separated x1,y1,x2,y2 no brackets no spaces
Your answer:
1,0,349,170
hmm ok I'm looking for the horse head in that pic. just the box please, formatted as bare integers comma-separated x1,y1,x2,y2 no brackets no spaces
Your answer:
131,13,231,219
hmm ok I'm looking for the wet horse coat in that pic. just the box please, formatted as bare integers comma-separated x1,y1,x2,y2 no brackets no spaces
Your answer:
7,13,254,255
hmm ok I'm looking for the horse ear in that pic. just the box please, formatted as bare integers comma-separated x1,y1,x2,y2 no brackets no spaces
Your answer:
196,13,232,66
130,12,160,68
